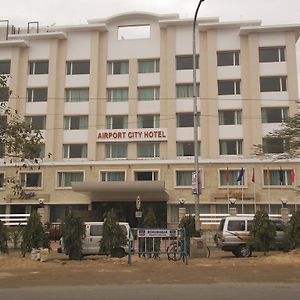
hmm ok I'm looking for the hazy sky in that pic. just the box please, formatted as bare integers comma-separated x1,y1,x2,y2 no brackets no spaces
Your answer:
1,0,300,27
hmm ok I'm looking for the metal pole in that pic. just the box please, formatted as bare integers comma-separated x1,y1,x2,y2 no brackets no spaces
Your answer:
193,0,205,232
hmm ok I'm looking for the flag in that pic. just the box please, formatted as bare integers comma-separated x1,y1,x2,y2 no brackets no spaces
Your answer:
279,167,284,184
236,167,244,182
290,168,295,184
251,168,255,183
225,167,229,184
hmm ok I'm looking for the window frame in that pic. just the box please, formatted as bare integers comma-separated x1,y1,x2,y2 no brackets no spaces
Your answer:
138,86,160,101
218,110,242,125
107,60,129,75
63,144,87,159
138,59,160,73
0,60,11,74
137,114,160,128
260,76,287,92
217,51,240,66
25,115,46,130
100,171,126,182
19,172,42,189
259,47,285,63
261,107,288,123
176,55,199,70
176,84,199,98
66,60,90,75
218,80,241,95
65,88,89,102
263,169,293,187
57,171,84,188
134,170,159,181
64,115,88,130
219,139,243,155
107,88,128,102
29,61,49,75
27,88,48,102
219,168,245,187
105,143,128,159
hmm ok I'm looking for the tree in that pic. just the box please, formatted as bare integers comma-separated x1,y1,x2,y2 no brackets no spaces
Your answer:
142,208,160,258
285,211,300,249
61,212,86,260
0,75,47,198
0,220,9,254
100,209,127,257
254,113,300,159
250,211,276,255
21,210,48,256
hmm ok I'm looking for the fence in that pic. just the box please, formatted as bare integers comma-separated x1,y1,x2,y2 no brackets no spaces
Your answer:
0,214,30,226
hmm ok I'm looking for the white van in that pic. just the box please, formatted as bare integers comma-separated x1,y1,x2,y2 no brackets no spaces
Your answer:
214,216,285,257
58,222,132,257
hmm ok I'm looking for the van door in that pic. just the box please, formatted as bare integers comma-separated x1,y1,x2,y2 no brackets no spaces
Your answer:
88,224,103,255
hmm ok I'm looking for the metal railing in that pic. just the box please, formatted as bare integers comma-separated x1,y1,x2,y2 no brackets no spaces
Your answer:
0,214,30,226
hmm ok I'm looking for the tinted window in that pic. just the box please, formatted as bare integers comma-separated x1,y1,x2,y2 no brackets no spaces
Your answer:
0,61,11,74
90,225,103,236
227,220,245,231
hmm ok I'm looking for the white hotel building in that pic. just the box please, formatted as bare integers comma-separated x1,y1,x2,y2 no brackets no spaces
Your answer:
0,12,300,227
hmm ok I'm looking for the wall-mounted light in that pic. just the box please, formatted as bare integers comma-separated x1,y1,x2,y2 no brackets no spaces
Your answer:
229,198,237,208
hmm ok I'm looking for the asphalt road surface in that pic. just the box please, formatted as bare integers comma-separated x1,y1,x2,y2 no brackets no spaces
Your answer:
1,283,300,300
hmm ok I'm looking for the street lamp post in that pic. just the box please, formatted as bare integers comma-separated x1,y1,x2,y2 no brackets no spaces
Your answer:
193,0,205,232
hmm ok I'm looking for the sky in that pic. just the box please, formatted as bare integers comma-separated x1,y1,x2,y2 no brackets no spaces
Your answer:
1,0,300,27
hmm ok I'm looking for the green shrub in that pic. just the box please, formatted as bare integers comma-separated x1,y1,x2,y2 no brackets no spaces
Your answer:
100,209,127,257
285,211,300,250
61,212,86,260
250,211,276,255
21,210,48,256
0,221,9,254
8,225,23,249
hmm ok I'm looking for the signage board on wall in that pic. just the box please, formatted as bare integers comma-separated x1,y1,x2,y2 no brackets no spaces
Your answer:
96,128,168,142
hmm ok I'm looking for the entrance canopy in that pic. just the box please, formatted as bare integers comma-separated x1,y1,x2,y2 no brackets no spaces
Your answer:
72,181,169,202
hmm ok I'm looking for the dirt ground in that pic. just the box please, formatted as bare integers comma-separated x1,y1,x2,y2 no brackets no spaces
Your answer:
1,246,300,288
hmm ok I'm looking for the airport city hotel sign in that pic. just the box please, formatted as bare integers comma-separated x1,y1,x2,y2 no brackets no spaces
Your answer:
97,128,168,142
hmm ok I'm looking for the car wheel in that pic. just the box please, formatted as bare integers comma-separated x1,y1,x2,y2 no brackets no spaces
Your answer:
111,247,126,258
237,244,252,258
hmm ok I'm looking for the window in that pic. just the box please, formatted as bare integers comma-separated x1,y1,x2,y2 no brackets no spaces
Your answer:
218,80,240,95
220,169,245,186
177,142,201,156
176,84,199,98
118,25,150,40
217,51,240,66
134,171,158,181
263,169,293,186
261,108,288,123
176,55,199,70
58,172,84,187
0,115,7,128
64,116,88,130
105,143,127,159
90,225,103,236
219,110,242,125
260,76,287,92
263,138,287,154
25,115,46,130
106,116,128,129
20,172,42,188
138,59,160,73
259,47,285,63
219,140,243,155
107,61,129,74
63,144,87,158
138,87,160,101
227,220,245,231
66,61,90,75
107,88,128,102
29,61,49,74
176,113,195,127
176,171,192,186
137,143,160,158
27,88,48,102
65,88,89,102
137,115,160,128
101,171,125,181
0,61,10,74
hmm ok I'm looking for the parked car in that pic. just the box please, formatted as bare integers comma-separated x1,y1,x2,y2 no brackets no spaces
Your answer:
214,216,286,257
58,222,133,257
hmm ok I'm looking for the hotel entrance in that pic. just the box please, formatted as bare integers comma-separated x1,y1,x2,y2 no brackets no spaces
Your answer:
72,181,169,227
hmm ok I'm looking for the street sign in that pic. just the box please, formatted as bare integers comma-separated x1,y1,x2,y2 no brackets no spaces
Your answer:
135,211,142,218
137,229,178,238
136,195,141,210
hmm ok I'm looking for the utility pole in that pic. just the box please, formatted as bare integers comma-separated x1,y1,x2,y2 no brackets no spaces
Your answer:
193,0,205,232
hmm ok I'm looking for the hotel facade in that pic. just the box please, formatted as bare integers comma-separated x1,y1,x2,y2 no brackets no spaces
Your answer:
0,12,300,227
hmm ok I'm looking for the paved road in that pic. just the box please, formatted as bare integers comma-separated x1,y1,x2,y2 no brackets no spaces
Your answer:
1,283,300,300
